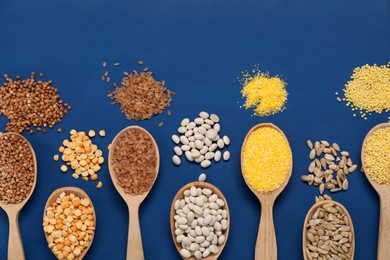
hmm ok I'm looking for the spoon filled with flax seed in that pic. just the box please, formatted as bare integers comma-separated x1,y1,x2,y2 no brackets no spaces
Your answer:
109,126,160,260
0,133,37,260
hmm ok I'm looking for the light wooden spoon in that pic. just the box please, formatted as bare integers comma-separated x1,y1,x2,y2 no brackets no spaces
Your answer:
241,123,293,260
361,122,390,260
108,125,160,260
43,187,96,260
0,132,37,260
170,181,230,259
302,200,355,259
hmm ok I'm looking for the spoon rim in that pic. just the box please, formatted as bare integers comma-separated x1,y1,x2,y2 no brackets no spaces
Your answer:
302,200,355,260
108,125,160,203
43,186,96,260
170,181,230,260
0,132,37,209
240,123,293,199
361,122,390,192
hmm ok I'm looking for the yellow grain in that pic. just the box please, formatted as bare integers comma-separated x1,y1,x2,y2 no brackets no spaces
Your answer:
241,68,288,117
342,63,390,117
363,127,390,184
242,127,292,192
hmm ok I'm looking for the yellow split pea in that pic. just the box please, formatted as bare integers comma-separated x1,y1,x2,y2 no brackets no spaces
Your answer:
363,127,390,184
242,127,292,193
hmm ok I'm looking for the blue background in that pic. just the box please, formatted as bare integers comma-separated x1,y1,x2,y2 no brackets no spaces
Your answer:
0,0,389,259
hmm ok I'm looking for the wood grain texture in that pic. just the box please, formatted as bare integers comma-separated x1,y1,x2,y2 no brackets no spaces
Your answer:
241,123,293,260
43,187,96,260
302,200,355,260
361,122,390,260
0,133,37,260
108,125,160,260
170,181,230,260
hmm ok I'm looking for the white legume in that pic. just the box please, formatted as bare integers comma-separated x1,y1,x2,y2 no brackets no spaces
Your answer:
172,155,181,165
198,173,207,182
223,151,230,161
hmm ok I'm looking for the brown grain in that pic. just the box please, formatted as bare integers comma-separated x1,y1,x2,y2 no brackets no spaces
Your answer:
0,73,71,134
0,133,35,204
108,70,174,121
111,128,157,195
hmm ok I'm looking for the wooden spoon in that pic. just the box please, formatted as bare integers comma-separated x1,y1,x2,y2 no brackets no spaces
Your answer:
43,187,96,260
108,126,160,260
361,122,390,260
240,123,293,260
302,200,355,259
170,181,230,260
0,133,37,260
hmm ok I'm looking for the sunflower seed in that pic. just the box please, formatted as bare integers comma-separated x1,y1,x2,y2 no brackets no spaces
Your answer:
342,179,349,190
307,140,313,149
340,151,349,156
309,149,316,159
324,154,335,161
349,165,357,172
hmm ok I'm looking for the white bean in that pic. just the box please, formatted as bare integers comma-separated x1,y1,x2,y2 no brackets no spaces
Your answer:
194,250,202,259
216,199,225,207
194,118,204,125
198,173,207,182
210,114,219,123
214,151,221,162
204,119,214,125
214,123,220,132
172,155,181,166
187,122,196,130
221,219,228,230
217,139,225,149
195,140,203,150
202,249,210,258
180,135,189,145
172,135,180,144
185,130,193,137
181,145,190,151
195,236,205,244
178,126,187,134
201,160,211,168
208,143,217,152
181,118,190,126
174,146,183,156
199,111,209,119
191,150,201,159
223,135,230,145
194,155,205,163
189,142,195,149
209,245,219,254
200,146,208,155
198,126,207,135
205,152,215,160
194,134,204,140
185,151,194,162
223,151,230,161
206,129,217,140
190,186,197,197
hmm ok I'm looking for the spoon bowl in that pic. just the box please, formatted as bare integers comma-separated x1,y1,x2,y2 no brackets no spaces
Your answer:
108,125,160,260
361,122,390,260
0,132,37,260
43,187,96,260
170,181,230,260
241,123,293,260
302,200,355,260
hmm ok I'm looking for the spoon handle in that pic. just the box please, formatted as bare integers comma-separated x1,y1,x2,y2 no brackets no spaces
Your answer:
7,209,25,260
127,203,144,260
378,192,390,260
256,199,277,260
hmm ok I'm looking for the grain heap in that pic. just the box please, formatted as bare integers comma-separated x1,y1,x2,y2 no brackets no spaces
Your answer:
363,127,390,184
43,192,95,260
55,129,105,186
301,140,357,194
111,128,158,195
240,68,288,116
0,73,71,134
0,133,35,204
108,69,174,121
242,127,292,193
336,63,390,119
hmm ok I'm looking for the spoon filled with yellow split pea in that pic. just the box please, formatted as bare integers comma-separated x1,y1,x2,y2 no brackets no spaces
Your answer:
241,123,292,260
361,122,390,260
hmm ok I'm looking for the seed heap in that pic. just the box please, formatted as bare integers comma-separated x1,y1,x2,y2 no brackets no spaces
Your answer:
107,68,174,121
111,128,158,195
173,185,228,259
240,68,288,116
305,202,353,259
171,112,230,168
0,73,71,134
363,127,390,184
56,129,105,185
336,63,390,119
301,140,357,194
43,192,95,260
242,127,292,193
0,133,35,204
